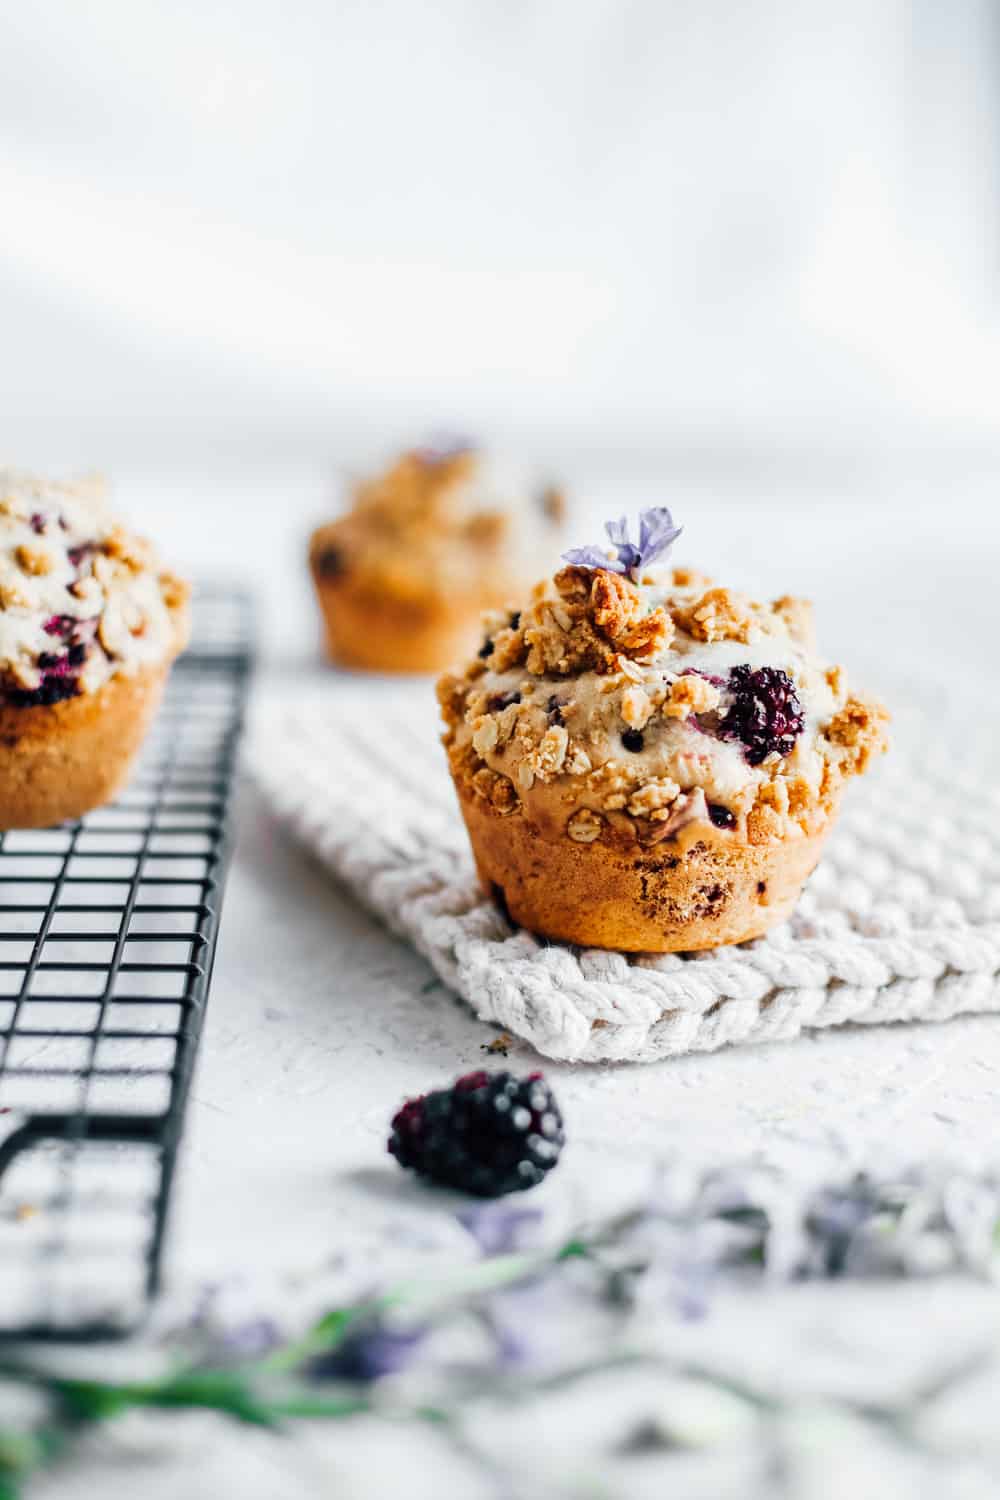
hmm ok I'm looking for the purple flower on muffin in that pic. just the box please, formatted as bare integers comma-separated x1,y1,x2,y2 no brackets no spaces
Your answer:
563,508,682,583
414,433,476,465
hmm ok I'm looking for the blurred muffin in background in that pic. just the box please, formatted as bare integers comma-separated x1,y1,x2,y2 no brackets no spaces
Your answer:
309,439,566,673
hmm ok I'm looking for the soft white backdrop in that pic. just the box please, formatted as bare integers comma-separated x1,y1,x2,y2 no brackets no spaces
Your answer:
0,0,998,472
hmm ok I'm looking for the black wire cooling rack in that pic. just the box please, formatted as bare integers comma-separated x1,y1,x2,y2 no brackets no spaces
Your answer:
0,587,252,1340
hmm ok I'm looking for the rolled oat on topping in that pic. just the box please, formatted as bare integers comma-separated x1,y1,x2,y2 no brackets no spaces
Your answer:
567,808,604,843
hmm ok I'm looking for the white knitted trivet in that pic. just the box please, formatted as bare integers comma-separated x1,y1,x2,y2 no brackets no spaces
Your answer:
248,689,1000,1063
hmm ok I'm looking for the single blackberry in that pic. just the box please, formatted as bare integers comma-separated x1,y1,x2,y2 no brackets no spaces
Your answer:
621,728,644,752
388,1070,564,1197
718,665,804,766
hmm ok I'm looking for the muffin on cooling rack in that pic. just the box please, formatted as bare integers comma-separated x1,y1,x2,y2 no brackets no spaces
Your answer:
309,439,566,673
438,509,888,952
0,471,190,829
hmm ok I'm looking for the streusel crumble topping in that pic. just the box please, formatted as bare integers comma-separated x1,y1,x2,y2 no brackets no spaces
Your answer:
310,444,564,606
439,514,888,850
0,471,189,707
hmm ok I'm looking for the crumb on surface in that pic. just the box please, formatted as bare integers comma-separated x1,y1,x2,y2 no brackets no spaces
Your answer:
481,1031,514,1057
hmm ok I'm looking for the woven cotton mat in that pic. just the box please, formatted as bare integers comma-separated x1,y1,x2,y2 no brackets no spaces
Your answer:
248,687,1000,1063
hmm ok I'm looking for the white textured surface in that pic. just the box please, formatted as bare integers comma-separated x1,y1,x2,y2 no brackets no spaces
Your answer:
21,471,1000,1499
249,690,1000,1063
3,4,1000,465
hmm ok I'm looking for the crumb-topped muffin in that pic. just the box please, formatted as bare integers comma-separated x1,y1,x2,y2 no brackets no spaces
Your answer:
438,509,888,952
0,470,190,829
309,440,565,673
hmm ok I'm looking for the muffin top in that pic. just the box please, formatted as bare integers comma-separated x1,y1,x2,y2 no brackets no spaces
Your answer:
0,470,189,707
310,441,565,607
438,508,888,850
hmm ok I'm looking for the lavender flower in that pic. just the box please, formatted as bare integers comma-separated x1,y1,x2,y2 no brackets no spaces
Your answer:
563,507,682,581
457,1202,544,1256
413,432,475,465
215,1316,285,1361
801,1180,888,1277
306,1318,426,1383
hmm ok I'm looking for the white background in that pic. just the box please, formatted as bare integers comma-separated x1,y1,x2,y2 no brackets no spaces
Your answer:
0,0,998,476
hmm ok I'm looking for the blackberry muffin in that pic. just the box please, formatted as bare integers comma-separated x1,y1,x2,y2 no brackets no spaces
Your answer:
309,440,565,673
0,471,190,829
438,509,888,952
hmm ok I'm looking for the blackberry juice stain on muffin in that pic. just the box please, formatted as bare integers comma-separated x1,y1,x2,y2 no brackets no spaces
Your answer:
437,509,888,953
309,440,566,674
0,470,190,829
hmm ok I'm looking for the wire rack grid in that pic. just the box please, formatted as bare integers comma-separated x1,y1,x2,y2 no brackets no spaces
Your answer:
0,587,252,1339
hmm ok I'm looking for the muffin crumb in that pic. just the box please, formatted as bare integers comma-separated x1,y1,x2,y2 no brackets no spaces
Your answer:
15,544,54,576
673,586,759,644
536,725,569,777
103,525,152,573
621,684,653,729
627,777,681,818
825,696,890,774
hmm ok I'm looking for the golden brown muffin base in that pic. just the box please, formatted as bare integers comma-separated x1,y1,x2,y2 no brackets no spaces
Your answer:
0,662,172,829
457,789,831,952
312,568,499,674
